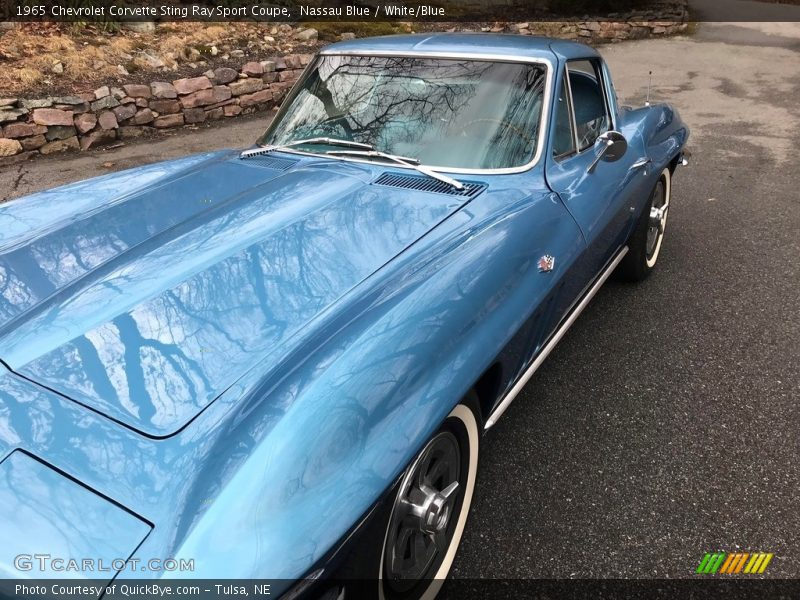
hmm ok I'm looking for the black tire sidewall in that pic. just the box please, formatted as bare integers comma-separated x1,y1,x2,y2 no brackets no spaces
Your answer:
618,168,671,282
378,396,480,600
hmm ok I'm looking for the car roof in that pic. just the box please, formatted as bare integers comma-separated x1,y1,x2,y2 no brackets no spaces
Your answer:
320,33,600,63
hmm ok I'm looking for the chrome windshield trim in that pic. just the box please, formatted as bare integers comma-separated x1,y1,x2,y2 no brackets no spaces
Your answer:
267,50,554,176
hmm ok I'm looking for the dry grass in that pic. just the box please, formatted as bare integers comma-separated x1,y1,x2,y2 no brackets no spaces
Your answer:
0,22,287,97
16,67,44,88
0,26,126,95
306,21,407,41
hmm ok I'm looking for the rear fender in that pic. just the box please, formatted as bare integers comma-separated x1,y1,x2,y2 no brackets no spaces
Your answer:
623,103,689,171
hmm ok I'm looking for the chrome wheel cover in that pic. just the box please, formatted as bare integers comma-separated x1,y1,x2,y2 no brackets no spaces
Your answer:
646,177,669,261
383,431,462,591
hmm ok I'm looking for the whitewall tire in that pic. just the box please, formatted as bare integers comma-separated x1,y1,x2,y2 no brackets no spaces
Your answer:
378,398,480,600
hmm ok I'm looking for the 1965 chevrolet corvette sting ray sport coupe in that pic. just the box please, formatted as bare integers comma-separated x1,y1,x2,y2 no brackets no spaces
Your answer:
0,34,687,599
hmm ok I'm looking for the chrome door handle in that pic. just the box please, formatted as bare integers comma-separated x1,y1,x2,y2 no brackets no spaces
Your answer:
631,157,652,169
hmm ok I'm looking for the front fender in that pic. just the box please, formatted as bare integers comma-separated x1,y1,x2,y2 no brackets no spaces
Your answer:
142,187,583,590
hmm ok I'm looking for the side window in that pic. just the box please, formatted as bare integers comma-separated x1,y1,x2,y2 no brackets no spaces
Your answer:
552,74,575,158
567,60,610,151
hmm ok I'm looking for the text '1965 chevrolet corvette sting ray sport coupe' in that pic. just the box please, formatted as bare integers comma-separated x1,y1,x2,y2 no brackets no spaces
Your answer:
0,34,687,599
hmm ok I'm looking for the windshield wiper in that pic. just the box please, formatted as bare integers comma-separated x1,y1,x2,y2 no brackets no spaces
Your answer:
240,137,374,158
326,150,465,191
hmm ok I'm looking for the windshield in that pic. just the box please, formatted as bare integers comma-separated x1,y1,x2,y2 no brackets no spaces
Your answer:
258,55,548,170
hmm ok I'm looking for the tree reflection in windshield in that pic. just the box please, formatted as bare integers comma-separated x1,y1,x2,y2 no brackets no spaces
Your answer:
260,55,547,170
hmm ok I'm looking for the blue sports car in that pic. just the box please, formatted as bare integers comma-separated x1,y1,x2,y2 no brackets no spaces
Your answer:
0,34,688,599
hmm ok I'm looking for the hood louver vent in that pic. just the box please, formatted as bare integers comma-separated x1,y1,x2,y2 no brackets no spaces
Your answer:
239,153,299,171
373,173,486,197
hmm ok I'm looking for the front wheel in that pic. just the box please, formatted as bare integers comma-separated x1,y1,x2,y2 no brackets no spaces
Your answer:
617,167,672,282
378,396,480,600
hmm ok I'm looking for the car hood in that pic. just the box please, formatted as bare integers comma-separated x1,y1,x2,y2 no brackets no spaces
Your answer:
0,151,474,437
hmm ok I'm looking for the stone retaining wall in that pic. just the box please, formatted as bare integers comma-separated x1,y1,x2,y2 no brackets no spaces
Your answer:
529,20,688,41
0,54,311,165
0,3,689,166
507,0,689,40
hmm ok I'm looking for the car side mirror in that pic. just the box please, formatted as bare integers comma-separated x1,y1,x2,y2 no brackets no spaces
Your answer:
587,130,627,173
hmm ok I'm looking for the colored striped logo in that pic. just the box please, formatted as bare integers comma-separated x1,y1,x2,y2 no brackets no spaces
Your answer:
696,552,774,574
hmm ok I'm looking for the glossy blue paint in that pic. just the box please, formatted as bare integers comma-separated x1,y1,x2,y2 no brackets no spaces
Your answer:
1,154,472,437
0,448,151,580
0,34,688,589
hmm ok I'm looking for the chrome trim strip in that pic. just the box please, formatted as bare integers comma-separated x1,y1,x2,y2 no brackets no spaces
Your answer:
272,50,554,176
319,48,551,64
484,246,629,430
563,64,580,155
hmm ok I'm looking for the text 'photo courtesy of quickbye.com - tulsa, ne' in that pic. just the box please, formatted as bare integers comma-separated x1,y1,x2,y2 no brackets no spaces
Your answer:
0,0,799,599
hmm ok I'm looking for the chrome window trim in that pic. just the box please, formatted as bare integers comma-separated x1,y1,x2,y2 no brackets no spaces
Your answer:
266,50,555,176
600,60,618,131
564,58,613,156
557,64,580,161
564,61,582,154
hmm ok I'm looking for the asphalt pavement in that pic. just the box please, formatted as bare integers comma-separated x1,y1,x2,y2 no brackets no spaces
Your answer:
453,22,800,580
1,21,798,581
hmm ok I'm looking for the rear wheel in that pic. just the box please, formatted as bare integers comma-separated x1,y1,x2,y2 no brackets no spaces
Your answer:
618,167,671,281
378,395,480,600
